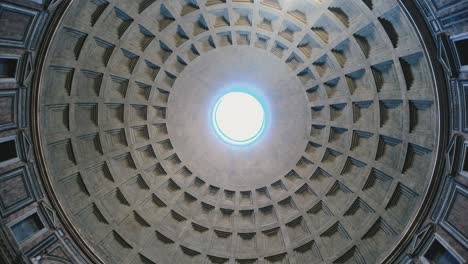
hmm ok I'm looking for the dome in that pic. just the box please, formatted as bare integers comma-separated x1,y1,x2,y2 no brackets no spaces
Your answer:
3,0,468,264
36,0,441,263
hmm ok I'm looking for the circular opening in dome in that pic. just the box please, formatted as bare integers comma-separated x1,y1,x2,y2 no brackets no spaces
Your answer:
213,92,265,146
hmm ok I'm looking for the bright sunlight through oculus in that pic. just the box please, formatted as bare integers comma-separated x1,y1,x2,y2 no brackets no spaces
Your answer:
213,92,265,145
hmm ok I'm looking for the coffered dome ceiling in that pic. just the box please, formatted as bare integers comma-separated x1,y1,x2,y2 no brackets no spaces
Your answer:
35,0,441,263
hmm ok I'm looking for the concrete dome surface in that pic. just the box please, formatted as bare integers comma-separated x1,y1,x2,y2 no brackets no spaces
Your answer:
37,0,441,263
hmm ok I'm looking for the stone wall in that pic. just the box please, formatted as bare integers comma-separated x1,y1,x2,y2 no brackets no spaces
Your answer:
396,0,468,263
0,0,91,263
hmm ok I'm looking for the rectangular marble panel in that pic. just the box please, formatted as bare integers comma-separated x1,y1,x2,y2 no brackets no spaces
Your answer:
0,3,39,48
0,166,35,217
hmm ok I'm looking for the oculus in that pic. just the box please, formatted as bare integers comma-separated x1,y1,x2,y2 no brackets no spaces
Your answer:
212,92,265,145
